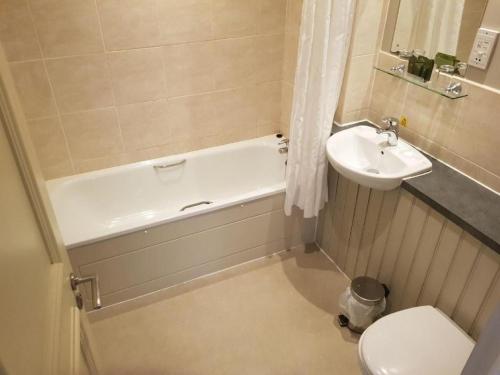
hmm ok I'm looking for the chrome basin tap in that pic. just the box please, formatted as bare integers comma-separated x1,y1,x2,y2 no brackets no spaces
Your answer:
377,117,400,146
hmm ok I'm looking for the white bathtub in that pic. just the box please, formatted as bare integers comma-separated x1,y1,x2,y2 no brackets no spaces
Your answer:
47,135,311,310
48,135,287,248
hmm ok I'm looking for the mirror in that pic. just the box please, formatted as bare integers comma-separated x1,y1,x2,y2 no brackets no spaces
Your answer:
390,0,482,60
382,0,499,87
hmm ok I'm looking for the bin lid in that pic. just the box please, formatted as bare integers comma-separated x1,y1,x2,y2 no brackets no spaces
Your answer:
351,276,385,305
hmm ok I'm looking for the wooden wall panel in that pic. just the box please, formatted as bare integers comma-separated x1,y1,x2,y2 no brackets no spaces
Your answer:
365,189,399,279
470,273,500,338
316,170,500,339
344,185,370,278
354,189,384,276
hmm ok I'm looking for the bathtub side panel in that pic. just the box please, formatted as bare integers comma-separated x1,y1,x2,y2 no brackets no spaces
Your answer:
70,193,310,310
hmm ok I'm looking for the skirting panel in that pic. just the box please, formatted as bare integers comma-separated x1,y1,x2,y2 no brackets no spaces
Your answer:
316,169,500,340
70,194,314,309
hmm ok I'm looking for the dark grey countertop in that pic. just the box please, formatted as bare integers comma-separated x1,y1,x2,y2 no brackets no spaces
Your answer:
331,121,500,253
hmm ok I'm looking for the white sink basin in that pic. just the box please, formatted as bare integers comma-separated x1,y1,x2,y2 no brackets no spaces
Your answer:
326,126,432,190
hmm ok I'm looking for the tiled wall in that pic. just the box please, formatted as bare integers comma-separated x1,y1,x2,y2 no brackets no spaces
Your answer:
0,0,286,179
317,170,500,340
279,0,302,137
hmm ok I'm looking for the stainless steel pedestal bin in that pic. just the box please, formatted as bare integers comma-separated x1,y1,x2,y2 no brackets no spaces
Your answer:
338,276,387,333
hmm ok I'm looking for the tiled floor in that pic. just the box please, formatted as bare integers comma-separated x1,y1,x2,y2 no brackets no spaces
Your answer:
91,245,361,374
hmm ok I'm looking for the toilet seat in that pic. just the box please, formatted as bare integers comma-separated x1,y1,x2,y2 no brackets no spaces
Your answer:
358,306,475,375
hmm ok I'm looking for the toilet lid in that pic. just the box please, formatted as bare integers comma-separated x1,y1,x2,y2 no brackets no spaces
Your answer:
359,306,475,375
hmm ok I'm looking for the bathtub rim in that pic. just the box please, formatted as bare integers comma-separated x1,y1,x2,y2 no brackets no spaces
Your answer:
46,134,287,249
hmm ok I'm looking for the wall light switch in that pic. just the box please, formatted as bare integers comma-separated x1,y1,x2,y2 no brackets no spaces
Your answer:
468,28,499,70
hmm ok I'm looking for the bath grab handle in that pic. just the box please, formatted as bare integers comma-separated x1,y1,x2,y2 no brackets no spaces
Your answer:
180,201,213,211
70,273,102,310
153,159,186,170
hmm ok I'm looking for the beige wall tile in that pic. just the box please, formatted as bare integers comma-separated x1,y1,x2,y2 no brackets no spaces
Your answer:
157,0,212,44
283,32,299,84
255,81,281,125
61,108,123,160
3,0,287,178
449,120,500,177
334,109,369,125
29,0,103,57
213,87,258,131
213,37,256,90
97,0,160,50
257,0,286,35
167,93,218,142
212,0,258,38
369,71,407,118
162,42,215,98
46,55,114,113
257,122,280,136
108,48,166,105
0,1,41,61
402,85,441,129
423,97,464,146
280,82,293,137
254,34,284,83
73,153,129,174
117,100,170,151
285,0,303,35
27,117,73,178
205,126,257,146
10,61,57,119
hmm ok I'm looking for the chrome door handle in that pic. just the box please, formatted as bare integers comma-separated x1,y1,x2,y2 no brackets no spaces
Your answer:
70,273,102,310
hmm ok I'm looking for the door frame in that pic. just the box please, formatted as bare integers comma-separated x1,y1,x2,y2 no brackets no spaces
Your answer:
0,47,101,374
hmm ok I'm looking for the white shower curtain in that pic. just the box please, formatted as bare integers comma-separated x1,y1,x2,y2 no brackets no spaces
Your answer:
284,0,356,218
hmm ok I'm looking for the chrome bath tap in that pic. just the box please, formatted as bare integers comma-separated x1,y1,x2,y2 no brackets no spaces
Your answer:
278,138,289,153
377,117,400,146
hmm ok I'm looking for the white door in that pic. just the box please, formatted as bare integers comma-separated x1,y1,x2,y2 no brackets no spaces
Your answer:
0,47,99,374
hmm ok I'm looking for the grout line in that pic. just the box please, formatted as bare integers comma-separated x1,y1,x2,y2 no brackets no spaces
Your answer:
396,205,431,310
374,189,401,279
386,195,416,286
23,80,283,121
415,217,447,306
352,188,371,277
468,268,500,336
342,183,360,271
7,32,287,65
92,0,126,162
434,230,464,307
363,191,385,276
450,245,482,320
25,0,76,174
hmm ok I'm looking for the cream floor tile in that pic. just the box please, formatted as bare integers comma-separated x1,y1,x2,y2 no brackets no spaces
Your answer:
91,245,360,375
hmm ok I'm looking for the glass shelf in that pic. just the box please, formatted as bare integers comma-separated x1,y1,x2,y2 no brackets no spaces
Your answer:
374,66,468,100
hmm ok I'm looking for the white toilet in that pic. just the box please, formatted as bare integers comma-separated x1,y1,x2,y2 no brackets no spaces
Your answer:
358,305,475,375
